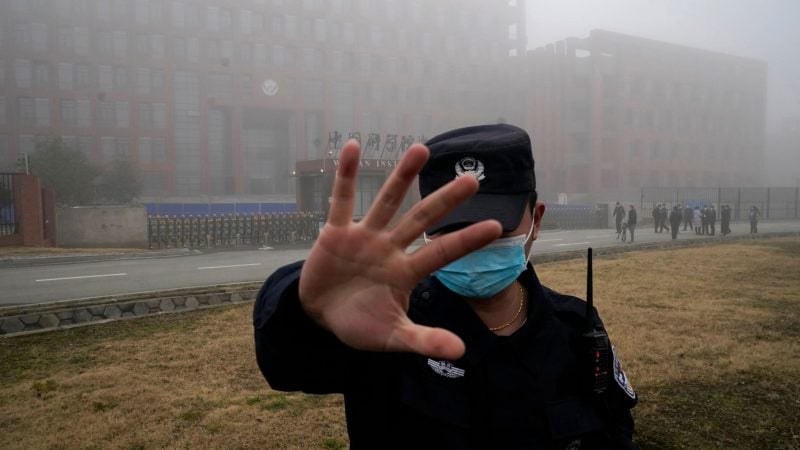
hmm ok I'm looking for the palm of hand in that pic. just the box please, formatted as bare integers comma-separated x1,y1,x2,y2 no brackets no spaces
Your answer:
297,140,501,360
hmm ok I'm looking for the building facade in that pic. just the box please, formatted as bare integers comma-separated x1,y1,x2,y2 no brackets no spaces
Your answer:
0,0,526,206
526,29,768,202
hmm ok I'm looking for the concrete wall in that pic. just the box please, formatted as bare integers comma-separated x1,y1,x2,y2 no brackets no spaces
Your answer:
57,206,148,248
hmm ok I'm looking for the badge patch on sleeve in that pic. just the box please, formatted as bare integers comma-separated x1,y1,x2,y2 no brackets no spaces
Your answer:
612,344,636,400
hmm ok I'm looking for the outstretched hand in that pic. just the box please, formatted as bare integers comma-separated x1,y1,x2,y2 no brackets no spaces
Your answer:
299,140,502,360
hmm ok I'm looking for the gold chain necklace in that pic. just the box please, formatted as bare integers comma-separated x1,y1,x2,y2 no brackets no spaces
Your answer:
488,281,526,331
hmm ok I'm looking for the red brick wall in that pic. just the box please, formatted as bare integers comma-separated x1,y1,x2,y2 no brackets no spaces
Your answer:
0,174,56,248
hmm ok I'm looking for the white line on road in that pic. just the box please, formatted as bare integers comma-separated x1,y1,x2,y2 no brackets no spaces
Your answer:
198,263,262,270
36,273,127,282
553,242,591,247
537,238,564,242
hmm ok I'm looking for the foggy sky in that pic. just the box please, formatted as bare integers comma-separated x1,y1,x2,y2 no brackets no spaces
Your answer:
525,0,800,131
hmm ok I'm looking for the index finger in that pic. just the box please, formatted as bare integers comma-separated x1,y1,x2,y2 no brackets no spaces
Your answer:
326,140,360,227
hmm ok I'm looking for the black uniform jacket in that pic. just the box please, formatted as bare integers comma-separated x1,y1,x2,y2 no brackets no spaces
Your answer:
254,261,638,449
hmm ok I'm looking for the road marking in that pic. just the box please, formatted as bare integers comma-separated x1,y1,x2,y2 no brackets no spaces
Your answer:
537,238,564,242
36,273,127,282
586,234,612,238
198,263,262,270
553,241,591,247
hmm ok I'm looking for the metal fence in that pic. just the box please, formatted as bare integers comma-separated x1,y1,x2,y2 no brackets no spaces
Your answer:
144,202,296,216
0,173,16,236
147,212,324,249
641,187,800,220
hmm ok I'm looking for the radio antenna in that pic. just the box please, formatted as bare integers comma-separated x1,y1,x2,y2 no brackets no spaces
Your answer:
586,247,593,331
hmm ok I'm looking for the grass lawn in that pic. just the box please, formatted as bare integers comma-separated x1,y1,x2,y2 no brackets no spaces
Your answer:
1,238,799,449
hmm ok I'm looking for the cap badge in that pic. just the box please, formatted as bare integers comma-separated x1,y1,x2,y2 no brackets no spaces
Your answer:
454,157,486,181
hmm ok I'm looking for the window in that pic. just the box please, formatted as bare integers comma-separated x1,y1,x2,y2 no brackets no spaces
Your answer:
115,101,129,128
76,99,91,128
171,1,185,27
139,137,166,164
99,101,114,126
173,37,187,60
314,19,326,42
116,137,130,159
208,73,232,99
34,98,50,126
152,69,165,92
137,68,151,94
138,103,152,127
58,62,75,90
240,10,253,34
15,24,31,49
75,64,90,89
60,27,75,53
285,15,297,37
98,65,113,92
19,135,36,155
101,136,115,161
187,38,200,62
97,31,112,56
31,23,48,51
113,31,127,58
152,35,165,58
303,80,323,104
33,62,48,88
240,43,253,65
207,6,220,31
254,44,267,66
113,67,128,91
14,59,32,89
61,99,77,126
75,28,89,55
153,103,166,128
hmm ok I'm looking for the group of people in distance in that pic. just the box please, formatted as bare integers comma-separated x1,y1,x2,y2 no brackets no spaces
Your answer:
613,202,761,242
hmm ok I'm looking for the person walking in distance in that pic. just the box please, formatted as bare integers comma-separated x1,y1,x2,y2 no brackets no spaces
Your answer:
683,204,693,231
613,202,626,235
749,206,760,233
693,206,702,234
627,205,638,243
652,205,660,233
721,205,731,236
669,206,682,240
708,205,717,236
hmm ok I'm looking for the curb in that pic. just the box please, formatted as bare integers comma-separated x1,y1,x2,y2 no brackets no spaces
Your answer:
0,282,262,337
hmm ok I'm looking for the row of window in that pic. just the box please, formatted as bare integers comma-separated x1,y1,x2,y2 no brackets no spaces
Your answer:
5,18,503,62
13,0,505,38
598,75,763,111
7,133,166,166
3,52,499,95
2,97,166,130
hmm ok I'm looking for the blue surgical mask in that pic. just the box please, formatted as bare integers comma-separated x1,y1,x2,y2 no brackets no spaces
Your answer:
429,221,534,298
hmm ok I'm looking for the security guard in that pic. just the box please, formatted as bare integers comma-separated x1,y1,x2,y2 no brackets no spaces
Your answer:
254,125,638,449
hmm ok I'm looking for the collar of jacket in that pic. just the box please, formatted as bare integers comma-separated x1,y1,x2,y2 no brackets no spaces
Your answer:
410,265,560,371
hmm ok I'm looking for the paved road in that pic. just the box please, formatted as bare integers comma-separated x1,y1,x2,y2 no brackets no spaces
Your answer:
2,220,799,306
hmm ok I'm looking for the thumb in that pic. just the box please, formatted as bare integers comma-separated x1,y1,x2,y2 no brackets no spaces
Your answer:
390,322,466,360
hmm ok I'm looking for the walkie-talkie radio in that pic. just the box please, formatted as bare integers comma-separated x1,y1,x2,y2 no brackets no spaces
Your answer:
583,247,610,394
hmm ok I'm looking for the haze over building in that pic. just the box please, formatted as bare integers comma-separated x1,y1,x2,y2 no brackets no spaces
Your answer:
0,0,778,210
